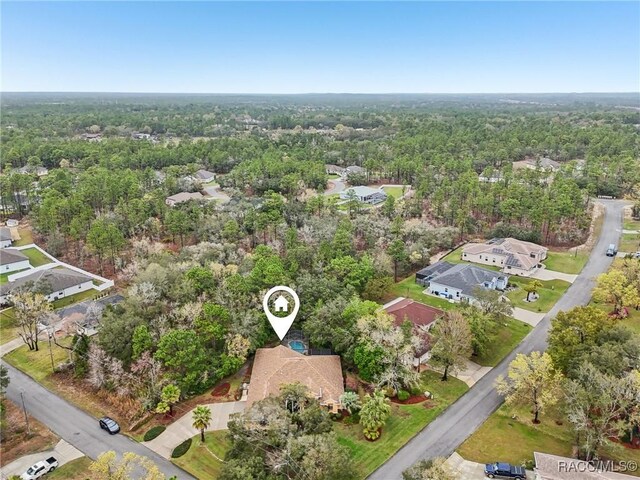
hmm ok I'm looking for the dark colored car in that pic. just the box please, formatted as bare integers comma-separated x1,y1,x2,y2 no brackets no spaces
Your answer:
484,462,526,479
606,243,618,257
99,416,120,434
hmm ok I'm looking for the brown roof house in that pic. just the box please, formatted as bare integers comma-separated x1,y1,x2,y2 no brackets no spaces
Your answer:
384,298,443,366
462,237,548,276
247,345,344,413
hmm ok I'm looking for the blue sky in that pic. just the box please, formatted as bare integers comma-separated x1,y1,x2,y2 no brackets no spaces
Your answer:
2,1,638,93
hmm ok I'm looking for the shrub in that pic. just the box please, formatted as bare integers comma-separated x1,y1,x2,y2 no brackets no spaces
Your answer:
397,390,410,401
143,425,166,441
171,438,192,458
410,386,422,396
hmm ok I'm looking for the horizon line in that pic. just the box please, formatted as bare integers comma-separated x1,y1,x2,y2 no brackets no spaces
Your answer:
3,91,639,96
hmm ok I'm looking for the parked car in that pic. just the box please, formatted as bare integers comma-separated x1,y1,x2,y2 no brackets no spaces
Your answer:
606,243,618,257
99,416,120,434
632,251,640,259
20,457,58,479
484,462,526,479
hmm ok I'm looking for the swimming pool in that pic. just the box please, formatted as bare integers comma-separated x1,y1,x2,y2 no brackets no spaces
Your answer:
288,340,306,353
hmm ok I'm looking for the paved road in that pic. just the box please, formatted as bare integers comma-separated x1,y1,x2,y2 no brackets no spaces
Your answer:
1,363,195,479
369,199,627,480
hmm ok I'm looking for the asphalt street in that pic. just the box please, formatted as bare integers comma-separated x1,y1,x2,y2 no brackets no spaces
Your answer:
369,199,627,480
2,363,195,479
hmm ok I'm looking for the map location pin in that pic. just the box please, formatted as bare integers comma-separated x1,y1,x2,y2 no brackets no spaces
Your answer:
263,286,300,340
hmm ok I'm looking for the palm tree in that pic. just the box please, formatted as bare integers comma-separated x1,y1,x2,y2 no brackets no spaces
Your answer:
192,405,212,442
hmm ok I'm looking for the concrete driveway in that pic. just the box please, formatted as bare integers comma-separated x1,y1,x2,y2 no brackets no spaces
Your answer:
511,307,546,327
0,439,83,478
324,179,346,195
143,401,246,459
532,268,577,283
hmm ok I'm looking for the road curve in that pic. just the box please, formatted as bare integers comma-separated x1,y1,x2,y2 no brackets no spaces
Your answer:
1,362,196,480
369,199,627,480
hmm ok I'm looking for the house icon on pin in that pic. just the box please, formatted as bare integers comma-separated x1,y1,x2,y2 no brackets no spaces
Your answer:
273,295,289,313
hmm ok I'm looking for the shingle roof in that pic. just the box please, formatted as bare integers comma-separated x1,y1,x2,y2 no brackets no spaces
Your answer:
384,298,443,356
0,227,12,242
194,169,215,180
534,452,636,480
0,267,93,296
463,237,547,270
429,263,507,296
247,345,344,408
166,192,204,203
0,248,28,265
342,186,385,198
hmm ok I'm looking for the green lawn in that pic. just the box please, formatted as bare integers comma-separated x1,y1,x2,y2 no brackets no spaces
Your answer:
389,275,456,310
382,186,405,199
623,218,640,231
620,233,640,254
4,340,72,383
458,404,640,475
51,288,100,309
172,431,231,479
0,308,19,345
543,251,589,274
474,318,531,367
20,247,53,267
592,299,640,335
1,268,31,285
13,228,34,247
48,457,93,480
506,278,571,313
336,371,468,479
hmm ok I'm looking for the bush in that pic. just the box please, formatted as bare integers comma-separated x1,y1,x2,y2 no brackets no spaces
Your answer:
397,390,410,401
171,438,192,458
410,386,422,396
143,425,166,441
343,412,360,425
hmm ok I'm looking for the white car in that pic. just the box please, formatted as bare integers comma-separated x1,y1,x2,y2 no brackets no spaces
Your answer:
20,457,58,479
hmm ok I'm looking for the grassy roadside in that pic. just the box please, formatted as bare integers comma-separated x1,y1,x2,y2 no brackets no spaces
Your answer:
336,371,469,479
506,277,571,313
543,251,589,274
474,318,531,367
48,457,93,479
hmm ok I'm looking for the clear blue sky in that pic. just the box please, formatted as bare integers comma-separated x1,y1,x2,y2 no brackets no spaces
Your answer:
2,1,638,93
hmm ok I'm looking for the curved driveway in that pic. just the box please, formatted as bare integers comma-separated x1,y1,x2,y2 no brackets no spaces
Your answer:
369,199,627,480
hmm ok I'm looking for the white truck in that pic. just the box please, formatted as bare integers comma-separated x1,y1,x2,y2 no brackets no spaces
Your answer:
20,457,58,479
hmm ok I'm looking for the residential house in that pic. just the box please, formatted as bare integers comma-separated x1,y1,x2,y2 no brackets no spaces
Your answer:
247,345,344,413
17,166,49,177
417,261,509,303
325,164,346,176
0,267,95,304
0,249,30,274
0,227,13,248
165,191,204,207
345,165,366,176
416,261,458,287
383,297,443,366
193,169,216,182
533,452,636,480
340,186,387,204
462,237,548,276
131,132,151,140
512,157,561,173
81,133,102,142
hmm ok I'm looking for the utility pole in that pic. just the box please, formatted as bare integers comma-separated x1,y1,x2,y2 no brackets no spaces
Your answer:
20,390,30,435
48,329,55,372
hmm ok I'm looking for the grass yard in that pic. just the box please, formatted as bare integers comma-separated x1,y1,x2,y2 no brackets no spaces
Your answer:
4,340,72,382
474,317,531,367
20,247,53,267
620,233,640,254
382,186,405,199
0,268,29,285
0,308,19,345
623,218,640,231
48,457,93,480
388,275,456,311
336,371,468,479
172,431,231,479
543,250,589,274
13,228,34,247
592,300,640,335
458,404,640,476
52,288,100,309
506,278,571,313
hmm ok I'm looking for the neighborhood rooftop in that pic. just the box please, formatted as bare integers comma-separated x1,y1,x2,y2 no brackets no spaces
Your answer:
0,267,93,296
427,263,507,297
0,227,12,242
533,452,636,480
246,345,344,410
0,248,28,265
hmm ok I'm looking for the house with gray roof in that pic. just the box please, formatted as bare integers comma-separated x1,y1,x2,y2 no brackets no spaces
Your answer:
416,261,457,286
0,227,12,248
340,186,387,205
193,169,216,182
165,191,204,207
417,261,508,303
533,451,636,480
0,267,95,305
0,249,30,274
